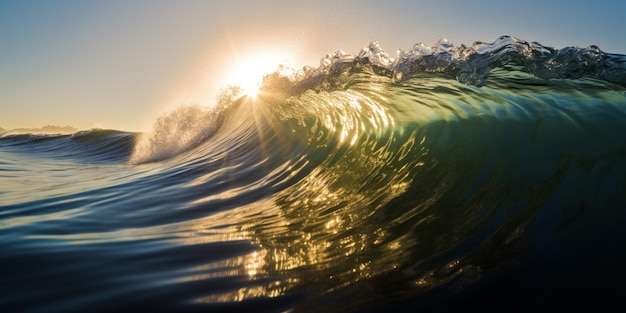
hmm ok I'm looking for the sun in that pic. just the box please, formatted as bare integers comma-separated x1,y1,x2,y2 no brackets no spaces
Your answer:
229,52,291,98
239,75,261,97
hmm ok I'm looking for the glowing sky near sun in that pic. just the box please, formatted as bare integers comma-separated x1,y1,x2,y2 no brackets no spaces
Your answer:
1,0,625,132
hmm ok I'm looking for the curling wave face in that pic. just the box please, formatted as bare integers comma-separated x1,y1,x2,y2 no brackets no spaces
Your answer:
1,36,626,312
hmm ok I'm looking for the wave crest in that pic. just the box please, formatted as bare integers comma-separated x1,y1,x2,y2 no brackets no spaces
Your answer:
260,35,626,93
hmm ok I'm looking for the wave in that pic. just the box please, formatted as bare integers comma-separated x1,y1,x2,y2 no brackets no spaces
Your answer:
2,35,626,312
123,36,626,310
120,36,626,166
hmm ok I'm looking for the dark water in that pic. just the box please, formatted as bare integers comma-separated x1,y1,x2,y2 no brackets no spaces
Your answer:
2,36,626,312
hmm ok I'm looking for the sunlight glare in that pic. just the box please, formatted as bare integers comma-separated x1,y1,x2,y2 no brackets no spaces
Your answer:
230,52,291,97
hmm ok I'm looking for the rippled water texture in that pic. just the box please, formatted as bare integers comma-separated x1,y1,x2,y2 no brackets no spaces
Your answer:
2,37,626,312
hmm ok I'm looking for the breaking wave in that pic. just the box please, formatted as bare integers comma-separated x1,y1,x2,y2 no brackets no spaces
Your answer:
2,36,626,313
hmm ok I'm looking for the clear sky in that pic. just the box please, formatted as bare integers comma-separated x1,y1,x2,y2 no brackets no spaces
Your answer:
1,0,625,132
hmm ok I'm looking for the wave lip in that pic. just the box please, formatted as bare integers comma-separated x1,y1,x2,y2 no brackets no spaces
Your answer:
375,35,626,86
262,35,626,93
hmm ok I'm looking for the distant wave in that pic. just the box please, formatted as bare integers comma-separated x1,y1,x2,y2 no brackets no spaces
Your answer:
0,125,77,137
0,128,135,164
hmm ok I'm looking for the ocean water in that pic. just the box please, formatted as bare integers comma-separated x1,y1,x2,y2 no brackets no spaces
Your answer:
2,36,626,312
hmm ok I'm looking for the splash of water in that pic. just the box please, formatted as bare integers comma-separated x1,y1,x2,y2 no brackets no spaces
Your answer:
129,87,243,164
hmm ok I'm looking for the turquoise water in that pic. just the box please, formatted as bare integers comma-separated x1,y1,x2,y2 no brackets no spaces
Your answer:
2,37,626,312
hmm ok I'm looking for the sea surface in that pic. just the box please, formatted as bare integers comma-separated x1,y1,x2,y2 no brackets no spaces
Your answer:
2,36,626,312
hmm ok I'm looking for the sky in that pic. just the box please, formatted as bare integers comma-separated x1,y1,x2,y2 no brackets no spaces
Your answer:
1,0,625,132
